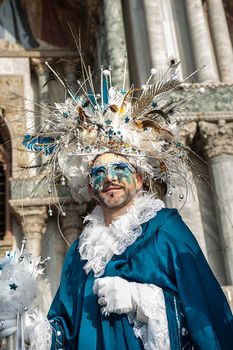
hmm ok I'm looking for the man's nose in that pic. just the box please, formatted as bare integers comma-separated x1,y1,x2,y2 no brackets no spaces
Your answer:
105,169,117,181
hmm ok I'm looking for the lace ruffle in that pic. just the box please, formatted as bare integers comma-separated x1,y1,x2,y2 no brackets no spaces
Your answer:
129,283,171,350
78,194,165,277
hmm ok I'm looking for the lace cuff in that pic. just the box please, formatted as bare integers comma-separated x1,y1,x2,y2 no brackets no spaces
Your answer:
25,309,67,350
26,309,52,350
128,283,171,350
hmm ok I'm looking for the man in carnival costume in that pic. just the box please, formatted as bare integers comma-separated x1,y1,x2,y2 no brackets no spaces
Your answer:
0,61,233,350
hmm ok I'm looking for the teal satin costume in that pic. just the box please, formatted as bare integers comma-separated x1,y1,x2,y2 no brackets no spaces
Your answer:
48,208,233,349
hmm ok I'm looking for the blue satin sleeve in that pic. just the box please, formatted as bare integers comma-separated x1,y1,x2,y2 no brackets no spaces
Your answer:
47,239,80,350
158,209,233,350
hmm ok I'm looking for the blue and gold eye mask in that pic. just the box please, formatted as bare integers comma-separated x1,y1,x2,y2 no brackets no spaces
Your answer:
89,162,136,190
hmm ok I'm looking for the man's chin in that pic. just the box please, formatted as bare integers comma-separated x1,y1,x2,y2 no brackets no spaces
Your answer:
103,199,128,209
95,191,130,209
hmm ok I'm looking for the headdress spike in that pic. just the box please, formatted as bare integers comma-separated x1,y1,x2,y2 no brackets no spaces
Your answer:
18,237,27,262
122,52,128,93
101,65,104,109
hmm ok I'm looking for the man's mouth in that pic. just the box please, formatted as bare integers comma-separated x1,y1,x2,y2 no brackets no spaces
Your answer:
102,185,124,193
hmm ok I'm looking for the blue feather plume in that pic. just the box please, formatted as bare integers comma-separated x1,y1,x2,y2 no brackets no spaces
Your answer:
22,134,57,155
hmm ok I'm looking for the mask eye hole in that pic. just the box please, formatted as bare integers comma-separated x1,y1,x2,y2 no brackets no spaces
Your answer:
113,163,127,172
113,162,135,174
91,166,106,177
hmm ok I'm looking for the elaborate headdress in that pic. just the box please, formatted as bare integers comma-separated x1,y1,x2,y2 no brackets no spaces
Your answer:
21,57,204,215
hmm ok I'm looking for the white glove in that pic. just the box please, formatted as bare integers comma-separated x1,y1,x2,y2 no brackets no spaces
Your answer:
0,313,31,342
0,317,17,338
93,276,135,316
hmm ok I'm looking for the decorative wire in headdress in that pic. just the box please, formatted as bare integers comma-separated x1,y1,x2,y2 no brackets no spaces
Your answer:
21,52,205,216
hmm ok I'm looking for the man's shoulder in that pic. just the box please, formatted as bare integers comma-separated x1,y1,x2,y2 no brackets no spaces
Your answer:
147,206,179,226
155,207,201,253
146,207,199,249
141,207,179,243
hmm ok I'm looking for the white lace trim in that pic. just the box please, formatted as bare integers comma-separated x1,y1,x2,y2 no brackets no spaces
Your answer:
128,284,171,350
78,194,165,277
27,309,52,350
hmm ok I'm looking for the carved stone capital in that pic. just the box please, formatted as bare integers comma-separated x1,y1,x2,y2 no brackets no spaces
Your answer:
62,58,80,75
198,120,233,159
13,205,48,236
173,83,233,115
12,205,48,256
30,57,45,74
61,203,88,245
179,121,197,146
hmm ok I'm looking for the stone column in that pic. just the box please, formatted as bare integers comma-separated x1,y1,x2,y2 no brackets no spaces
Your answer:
199,120,233,284
31,57,50,107
12,205,52,317
143,0,167,69
30,58,50,171
61,203,88,251
222,285,233,312
13,206,48,256
44,203,88,294
184,0,219,82
121,0,151,87
2,336,15,350
206,0,233,82
63,59,79,91
165,122,207,256
193,154,227,285
103,0,129,87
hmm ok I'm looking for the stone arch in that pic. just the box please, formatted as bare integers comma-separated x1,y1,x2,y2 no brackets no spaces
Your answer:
0,109,12,253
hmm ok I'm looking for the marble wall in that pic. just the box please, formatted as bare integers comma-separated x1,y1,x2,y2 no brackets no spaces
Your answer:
0,0,233,307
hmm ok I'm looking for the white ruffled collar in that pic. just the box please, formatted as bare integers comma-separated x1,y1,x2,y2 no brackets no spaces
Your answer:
78,194,165,277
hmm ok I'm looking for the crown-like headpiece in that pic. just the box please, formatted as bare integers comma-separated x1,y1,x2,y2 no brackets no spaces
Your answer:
22,57,204,214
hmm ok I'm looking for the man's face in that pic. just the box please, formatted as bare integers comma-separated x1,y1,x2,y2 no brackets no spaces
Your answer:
89,153,142,209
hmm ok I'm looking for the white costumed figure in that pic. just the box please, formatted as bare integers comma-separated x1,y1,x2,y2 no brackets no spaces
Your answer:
0,239,51,350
